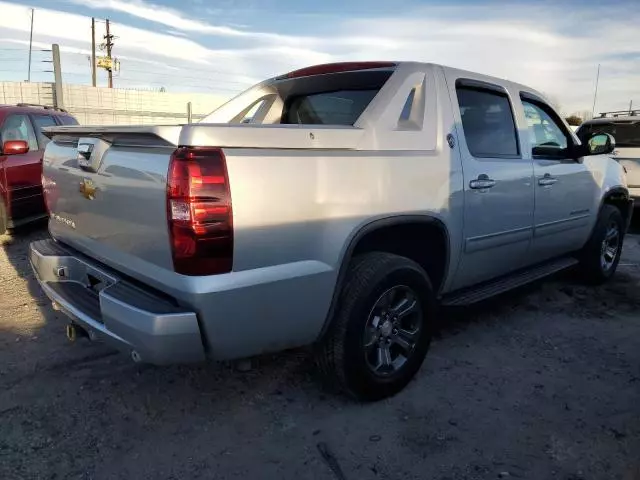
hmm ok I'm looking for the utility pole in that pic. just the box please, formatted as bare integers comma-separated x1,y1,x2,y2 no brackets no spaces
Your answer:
52,44,64,109
105,19,114,88
27,8,34,82
591,64,600,117
91,17,97,87
629,100,634,114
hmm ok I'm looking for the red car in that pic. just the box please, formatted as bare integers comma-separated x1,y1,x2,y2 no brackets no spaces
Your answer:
0,104,78,234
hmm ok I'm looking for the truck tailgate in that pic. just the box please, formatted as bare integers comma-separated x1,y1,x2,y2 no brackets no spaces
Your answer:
43,129,181,280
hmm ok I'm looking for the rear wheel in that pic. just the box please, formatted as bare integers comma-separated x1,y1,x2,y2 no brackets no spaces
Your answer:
578,204,624,284
316,252,434,401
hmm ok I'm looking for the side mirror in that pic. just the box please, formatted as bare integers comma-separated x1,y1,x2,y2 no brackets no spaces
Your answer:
586,133,615,156
2,140,29,155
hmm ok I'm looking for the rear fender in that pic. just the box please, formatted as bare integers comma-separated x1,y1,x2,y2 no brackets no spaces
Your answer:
317,215,449,340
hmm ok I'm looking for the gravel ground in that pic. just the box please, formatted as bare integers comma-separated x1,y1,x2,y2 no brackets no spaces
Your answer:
1,221,639,480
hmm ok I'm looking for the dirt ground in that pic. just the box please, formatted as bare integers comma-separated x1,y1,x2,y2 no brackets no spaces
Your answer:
1,221,639,480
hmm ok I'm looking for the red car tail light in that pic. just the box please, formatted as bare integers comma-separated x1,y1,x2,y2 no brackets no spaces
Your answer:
167,147,233,275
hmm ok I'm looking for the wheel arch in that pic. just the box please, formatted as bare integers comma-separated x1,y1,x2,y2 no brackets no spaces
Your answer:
317,215,450,340
601,186,633,231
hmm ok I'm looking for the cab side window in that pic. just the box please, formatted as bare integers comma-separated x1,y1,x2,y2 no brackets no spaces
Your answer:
521,99,570,158
31,115,57,148
456,86,519,158
0,114,38,151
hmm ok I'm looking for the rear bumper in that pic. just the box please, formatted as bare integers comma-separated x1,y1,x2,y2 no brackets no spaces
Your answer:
30,238,206,365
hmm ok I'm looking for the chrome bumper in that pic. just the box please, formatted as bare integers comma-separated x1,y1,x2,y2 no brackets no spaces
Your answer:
30,239,206,365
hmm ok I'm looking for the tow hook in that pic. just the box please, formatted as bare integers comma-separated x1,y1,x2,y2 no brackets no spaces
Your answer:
66,323,89,342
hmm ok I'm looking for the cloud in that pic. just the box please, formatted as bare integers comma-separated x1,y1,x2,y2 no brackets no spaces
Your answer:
63,0,402,50
332,4,640,113
64,0,294,43
1,0,639,114
65,0,247,37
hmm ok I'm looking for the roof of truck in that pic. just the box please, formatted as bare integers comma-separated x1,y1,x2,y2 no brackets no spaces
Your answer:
280,61,548,101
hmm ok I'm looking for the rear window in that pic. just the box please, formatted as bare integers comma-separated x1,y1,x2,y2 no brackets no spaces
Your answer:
577,122,640,147
284,90,378,125
278,69,392,126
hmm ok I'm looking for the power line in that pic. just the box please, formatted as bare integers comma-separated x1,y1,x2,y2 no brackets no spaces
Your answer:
0,47,47,51
114,71,252,87
51,62,250,88
115,78,242,92
25,69,242,93
54,57,253,87
57,50,259,80
27,7,34,81
120,64,252,80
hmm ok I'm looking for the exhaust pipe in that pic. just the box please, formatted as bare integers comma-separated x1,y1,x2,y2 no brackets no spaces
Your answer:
66,323,89,342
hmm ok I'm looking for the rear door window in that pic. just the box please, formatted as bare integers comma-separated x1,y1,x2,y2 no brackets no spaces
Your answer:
31,115,57,148
0,114,38,151
456,86,519,157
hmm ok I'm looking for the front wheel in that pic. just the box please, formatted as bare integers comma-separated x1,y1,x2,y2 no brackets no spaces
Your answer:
316,252,434,401
578,204,625,284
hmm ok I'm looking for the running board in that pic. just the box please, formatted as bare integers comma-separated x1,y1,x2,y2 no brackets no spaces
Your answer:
441,257,579,307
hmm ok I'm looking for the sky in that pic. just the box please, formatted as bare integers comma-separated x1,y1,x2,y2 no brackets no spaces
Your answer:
0,0,638,115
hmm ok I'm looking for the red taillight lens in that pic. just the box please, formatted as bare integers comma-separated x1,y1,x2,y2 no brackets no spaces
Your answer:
167,147,233,275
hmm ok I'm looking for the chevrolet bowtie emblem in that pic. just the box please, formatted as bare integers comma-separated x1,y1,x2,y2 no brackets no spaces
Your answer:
79,178,97,200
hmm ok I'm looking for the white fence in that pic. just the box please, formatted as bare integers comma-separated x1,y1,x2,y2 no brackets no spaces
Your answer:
0,82,230,125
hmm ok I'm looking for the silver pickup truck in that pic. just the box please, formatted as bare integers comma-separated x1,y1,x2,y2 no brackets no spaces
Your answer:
31,62,631,400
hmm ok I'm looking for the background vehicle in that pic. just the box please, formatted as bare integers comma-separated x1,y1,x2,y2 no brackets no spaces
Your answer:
0,104,78,234
30,62,631,400
577,111,640,204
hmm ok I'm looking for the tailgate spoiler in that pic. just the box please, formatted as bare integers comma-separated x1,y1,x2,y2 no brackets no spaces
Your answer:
44,124,364,150
43,125,182,147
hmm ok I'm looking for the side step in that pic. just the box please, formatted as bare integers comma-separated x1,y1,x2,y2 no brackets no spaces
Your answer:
441,257,578,307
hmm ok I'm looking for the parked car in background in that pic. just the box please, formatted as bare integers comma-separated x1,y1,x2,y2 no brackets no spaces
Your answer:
31,62,631,400
0,104,78,234
577,111,640,204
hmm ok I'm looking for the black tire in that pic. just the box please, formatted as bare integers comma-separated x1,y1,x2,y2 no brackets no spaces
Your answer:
316,252,434,401
0,197,7,236
578,204,625,285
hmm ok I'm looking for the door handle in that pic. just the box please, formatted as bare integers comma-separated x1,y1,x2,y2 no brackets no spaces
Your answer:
469,174,496,190
538,174,558,186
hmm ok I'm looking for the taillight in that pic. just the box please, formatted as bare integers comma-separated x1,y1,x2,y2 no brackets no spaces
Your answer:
167,147,233,275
